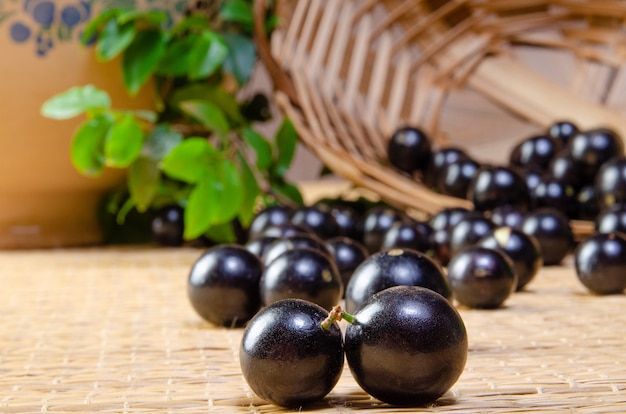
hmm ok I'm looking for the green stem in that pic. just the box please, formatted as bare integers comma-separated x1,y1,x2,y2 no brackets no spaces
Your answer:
320,305,356,330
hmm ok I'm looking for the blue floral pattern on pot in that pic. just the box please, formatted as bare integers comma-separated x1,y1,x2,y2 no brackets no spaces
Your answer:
0,0,188,56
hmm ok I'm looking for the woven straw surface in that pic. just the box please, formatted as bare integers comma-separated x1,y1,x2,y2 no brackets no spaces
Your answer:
1,246,625,413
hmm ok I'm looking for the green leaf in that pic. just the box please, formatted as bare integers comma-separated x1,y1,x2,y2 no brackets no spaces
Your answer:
170,14,209,36
132,109,158,123
160,137,219,183
116,9,168,25
70,115,113,176
188,31,228,80
273,118,298,176
104,114,144,167
272,179,304,206
156,34,197,76
96,19,135,61
237,152,260,227
220,0,253,26
242,127,272,170
122,29,168,95
203,221,237,244
179,100,230,136
183,160,242,239
142,124,183,160
81,8,121,45
221,33,256,85
41,85,111,120
169,83,245,125
128,156,161,212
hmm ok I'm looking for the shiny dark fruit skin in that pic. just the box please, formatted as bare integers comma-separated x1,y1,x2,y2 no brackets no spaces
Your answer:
382,221,432,253
531,176,578,218
245,235,279,258
468,164,531,212
546,151,583,190
321,202,364,242
522,165,544,196
362,206,406,253
344,248,451,314
429,207,471,231
567,127,624,185
436,158,481,199
260,247,343,310
248,205,294,240
424,146,472,188
594,203,626,235
447,246,517,309
344,286,468,406
509,134,562,171
594,156,626,209
548,120,579,147
521,208,574,266
448,212,497,257
187,245,263,327
261,223,312,238
326,237,369,290
261,233,331,266
151,204,185,246
239,299,344,408
490,205,526,229
387,126,432,174
429,228,453,266
574,232,626,295
291,205,341,240
477,227,543,291
576,185,601,221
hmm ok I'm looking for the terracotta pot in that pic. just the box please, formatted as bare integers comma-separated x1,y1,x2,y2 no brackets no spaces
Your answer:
0,0,185,248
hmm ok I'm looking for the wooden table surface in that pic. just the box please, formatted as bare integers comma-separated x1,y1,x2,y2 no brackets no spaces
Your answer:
1,246,625,413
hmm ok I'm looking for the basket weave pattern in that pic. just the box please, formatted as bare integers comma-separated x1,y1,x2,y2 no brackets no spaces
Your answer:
256,0,626,220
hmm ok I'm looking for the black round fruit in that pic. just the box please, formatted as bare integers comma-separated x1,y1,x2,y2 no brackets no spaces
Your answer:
424,146,472,188
436,158,481,199
151,204,185,246
490,205,526,229
531,176,578,218
260,247,343,310
325,236,369,289
382,220,432,253
344,286,468,406
548,120,579,147
291,205,340,240
387,126,432,174
261,233,331,266
509,134,562,171
187,245,264,327
595,203,626,235
447,246,517,309
240,299,344,408
362,206,405,253
521,208,574,266
448,212,497,257
468,164,531,212
567,127,624,185
248,205,294,240
477,227,543,291
574,232,626,295
594,156,626,209
344,248,451,314
245,235,280,258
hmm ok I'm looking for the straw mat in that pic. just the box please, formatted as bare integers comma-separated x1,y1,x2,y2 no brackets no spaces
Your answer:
1,247,625,413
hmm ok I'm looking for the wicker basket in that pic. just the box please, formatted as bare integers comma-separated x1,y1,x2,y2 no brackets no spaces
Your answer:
252,0,626,236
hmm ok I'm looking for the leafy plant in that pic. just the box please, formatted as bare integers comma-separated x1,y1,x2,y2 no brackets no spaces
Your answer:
41,1,304,244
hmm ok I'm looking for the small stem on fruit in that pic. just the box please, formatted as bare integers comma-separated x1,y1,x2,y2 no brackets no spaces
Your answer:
320,305,356,330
